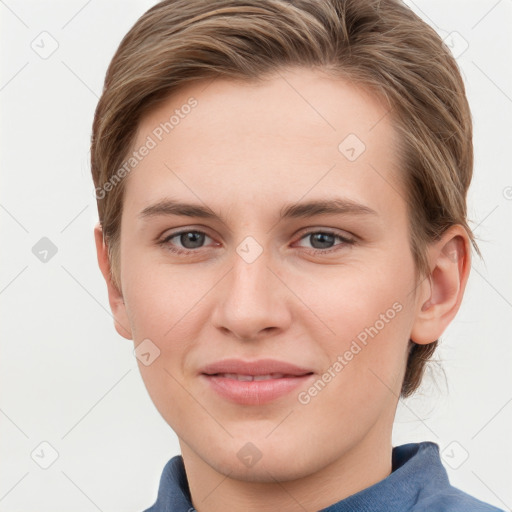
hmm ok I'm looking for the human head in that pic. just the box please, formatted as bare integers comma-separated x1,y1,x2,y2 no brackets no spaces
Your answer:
91,0,476,402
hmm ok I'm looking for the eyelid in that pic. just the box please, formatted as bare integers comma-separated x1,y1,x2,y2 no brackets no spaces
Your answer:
158,226,357,257
159,226,355,243
160,229,215,246
159,225,215,242
294,226,357,242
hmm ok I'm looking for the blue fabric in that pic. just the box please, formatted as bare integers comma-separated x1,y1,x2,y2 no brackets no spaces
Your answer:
144,441,505,511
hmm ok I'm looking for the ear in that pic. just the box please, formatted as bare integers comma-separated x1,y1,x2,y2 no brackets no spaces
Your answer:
410,225,471,345
94,223,133,340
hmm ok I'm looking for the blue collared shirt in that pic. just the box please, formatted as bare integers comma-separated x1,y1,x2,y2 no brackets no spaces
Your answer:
144,442,505,511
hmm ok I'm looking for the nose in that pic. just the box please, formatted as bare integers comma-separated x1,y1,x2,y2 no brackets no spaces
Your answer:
211,242,292,341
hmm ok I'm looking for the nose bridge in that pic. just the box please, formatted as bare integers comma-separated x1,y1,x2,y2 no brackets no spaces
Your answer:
212,235,290,339
230,238,275,311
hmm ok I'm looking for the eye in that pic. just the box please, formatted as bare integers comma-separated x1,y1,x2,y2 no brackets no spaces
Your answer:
159,230,214,254
158,228,356,256
295,230,355,254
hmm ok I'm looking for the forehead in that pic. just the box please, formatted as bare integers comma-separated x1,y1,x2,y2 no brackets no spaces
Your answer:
124,67,404,223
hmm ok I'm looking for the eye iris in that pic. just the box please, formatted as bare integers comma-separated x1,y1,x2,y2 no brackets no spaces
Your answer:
181,231,205,249
310,233,335,249
172,232,342,251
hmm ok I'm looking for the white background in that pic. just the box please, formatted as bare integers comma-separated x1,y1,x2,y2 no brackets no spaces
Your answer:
1,0,511,510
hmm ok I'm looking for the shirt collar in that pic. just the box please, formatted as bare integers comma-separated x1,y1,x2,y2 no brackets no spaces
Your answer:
145,442,450,512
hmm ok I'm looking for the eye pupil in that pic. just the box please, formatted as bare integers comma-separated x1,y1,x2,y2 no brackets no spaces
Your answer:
310,233,335,249
166,230,348,254
181,231,205,249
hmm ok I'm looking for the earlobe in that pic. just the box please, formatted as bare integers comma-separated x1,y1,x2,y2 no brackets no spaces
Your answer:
410,226,471,345
93,223,133,340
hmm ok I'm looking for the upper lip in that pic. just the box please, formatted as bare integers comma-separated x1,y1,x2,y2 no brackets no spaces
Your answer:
200,358,314,376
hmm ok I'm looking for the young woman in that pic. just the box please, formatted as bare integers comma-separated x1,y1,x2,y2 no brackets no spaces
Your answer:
91,1,504,510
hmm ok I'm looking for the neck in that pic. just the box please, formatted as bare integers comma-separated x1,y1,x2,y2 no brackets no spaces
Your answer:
180,423,393,512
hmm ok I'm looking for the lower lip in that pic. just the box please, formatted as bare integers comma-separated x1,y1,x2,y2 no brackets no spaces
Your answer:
201,374,315,405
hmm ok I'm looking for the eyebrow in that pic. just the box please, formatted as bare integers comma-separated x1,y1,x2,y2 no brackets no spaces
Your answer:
138,197,378,223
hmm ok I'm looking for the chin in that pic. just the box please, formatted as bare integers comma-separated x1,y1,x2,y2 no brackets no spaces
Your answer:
203,438,324,483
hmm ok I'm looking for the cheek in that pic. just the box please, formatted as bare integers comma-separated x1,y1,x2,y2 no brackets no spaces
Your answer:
295,259,414,393
122,259,210,414
122,251,206,338
124,267,203,420
122,232,414,397
297,256,412,339
295,292,411,435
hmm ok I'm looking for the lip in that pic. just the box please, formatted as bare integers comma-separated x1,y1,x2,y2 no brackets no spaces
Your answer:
200,358,314,377
199,358,315,405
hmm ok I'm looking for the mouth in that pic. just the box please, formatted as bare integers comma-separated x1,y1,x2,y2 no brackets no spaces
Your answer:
199,359,315,405
207,372,310,381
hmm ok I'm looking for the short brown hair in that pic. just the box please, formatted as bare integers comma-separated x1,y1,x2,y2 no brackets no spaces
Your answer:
90,0,478,397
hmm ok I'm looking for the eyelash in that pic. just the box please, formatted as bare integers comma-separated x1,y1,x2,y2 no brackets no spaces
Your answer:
158,229,356,256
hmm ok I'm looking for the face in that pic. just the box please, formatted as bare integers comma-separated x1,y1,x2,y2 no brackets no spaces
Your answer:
111,67,428,481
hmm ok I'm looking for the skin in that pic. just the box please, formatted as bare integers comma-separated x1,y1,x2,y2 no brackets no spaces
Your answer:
94,67,470,512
